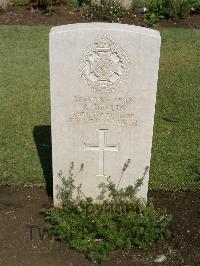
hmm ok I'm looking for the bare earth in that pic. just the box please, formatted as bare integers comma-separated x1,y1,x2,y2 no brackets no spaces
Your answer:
0,186,199,266
0,5,200,28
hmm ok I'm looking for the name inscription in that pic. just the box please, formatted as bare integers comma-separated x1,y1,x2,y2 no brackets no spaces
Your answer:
69,96,136,126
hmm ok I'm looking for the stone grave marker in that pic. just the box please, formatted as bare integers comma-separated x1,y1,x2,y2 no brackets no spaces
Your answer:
50,23,161,206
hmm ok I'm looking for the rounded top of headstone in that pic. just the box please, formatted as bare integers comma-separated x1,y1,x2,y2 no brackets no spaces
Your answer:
50,23,160,39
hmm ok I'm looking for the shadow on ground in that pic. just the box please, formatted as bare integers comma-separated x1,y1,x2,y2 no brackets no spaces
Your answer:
33,125,53,198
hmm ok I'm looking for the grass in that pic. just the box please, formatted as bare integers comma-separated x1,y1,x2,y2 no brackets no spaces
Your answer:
150,28,200,189
0,26,50,184
0,26,199,190
10,0,29,6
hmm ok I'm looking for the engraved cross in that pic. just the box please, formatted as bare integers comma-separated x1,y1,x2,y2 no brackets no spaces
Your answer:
84,129,119,177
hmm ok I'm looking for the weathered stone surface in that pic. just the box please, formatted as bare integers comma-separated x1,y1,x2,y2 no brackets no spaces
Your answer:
0,0,8,10
50,23,161,206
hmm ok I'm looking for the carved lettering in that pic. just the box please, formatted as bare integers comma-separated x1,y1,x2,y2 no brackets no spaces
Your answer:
69,96,136,126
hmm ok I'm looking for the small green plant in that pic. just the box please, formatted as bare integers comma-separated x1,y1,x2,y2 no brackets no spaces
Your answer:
42,161,172,263
81,0,129,22
145,12,164,25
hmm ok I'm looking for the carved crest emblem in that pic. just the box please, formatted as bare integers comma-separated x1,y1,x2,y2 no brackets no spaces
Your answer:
79,35,130,93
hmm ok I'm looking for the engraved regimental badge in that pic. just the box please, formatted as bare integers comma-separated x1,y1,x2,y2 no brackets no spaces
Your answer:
80,35,130,93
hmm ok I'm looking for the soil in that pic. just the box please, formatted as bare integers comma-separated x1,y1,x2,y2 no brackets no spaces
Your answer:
0,186,199,266
0,5,200,28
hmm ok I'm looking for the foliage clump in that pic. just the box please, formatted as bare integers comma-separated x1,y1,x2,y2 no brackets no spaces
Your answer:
43,161,172,263
27,0,64,15
81,0,129,22
144,0,200,25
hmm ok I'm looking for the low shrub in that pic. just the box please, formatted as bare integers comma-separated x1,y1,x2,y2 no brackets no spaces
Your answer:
81,0,129,22
27,0,65,14
193,0,200,11
42,162,172,263
145,0,200,25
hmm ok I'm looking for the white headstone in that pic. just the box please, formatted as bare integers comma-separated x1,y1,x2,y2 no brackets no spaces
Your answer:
50,23,161,206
